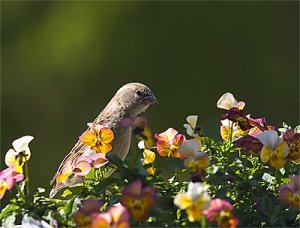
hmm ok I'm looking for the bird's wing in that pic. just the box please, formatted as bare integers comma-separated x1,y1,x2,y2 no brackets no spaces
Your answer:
50,139,88,184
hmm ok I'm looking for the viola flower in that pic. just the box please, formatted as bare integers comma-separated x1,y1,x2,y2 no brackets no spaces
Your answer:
220,107,252,131
174,182,211,222
220,120,247,141
121,116,155,149
142,149,156,175
257,130,289,169
183,115,202,140
120,180,156,221
203,198,239,228
282,129,300,163
278,175,300,210
0,166,24,200
217,92,245,110
56,156,92,184
247,116,273,137
233,135,263,153
80,123,114,154
5,135,34,173
73,199,104,227
91,203,130,228
91,153,109,169
155,128,186,158
178,139,210,173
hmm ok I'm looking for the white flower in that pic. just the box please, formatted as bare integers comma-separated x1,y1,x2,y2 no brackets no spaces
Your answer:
217,92,245,110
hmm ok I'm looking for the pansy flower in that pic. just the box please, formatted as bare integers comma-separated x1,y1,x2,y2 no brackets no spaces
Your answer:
203,198,239,228
91,153,109,169
257,130,289,169
74,199,104,227
80,123,114,154
220,119,247,141
0,166,24,200
91,203,130,228
278,175,300,209
56,156,92,184
155,128,186,158
233,135,263,153
217,92,245,110
178,139,210,173
142,149,156,175
120,180,156,221
220,107,252,131
282,129,300,163
174,182,211,222
5,136,34,173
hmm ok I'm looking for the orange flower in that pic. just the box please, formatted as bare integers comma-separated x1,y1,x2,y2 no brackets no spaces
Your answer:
155,128,186,158
80,123,114,154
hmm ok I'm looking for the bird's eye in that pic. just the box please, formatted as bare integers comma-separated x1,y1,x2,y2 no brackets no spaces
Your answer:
136,90,143,96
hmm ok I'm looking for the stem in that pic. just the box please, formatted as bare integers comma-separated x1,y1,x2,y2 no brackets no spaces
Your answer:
201,215,206,228
25,161,30,196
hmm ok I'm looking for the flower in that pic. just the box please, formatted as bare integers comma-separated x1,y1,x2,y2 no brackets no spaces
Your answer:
220,119,247,141
174,182,211,222
120,180,156,221
233,135,263,153
91,203,130,228
178,139,210,173
121,116,155,149
73,199,104,227
220,108,252,131
0,166,24,200
5,135,34,173
155,128,186,158
91,153,109,169
217,92,245,110
257,130,289,169
142,149,156,175
183,115,202,139
56,156,92,184
80,123,114,153
282,129,300,163
203,198,239,228
278,175,300,209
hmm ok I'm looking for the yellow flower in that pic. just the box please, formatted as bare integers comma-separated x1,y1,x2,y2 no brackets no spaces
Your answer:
178,139,210,173
142,149,156,175
80,123,114,154
5,136,34,173
257,130,289,169
174,182,211,222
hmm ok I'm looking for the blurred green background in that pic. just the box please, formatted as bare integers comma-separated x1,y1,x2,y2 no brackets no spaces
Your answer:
1,1,299,193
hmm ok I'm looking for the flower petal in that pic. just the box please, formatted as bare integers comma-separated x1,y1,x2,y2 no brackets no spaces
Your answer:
92,153,109,169
97,143,112,154
217,92,237,110
257,130,279,150
173,134,186,147
260,146,272,163
12,136,34,152
155,128,178,143
142,149,155,165
80,131,96,147
178,139,200,157
5,149,18,167
73,160,91,176
156,141,171,157
274,141,289,158
100,128,114,144
174,193,192,210
186,115,198,129
270,154,286,169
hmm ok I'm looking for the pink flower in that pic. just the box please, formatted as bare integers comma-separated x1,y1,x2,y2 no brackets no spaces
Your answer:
120,180,156,221
91,153,109,169
203,198,239,228
278,175,300,209
91,203,130,228
0,166,24,200
155,128,186,158
282,129,300,163
73,199,104,227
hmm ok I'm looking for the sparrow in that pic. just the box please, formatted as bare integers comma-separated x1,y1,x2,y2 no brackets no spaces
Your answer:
50,82,158,197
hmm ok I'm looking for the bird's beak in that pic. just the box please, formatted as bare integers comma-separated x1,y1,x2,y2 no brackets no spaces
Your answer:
145,94,159,105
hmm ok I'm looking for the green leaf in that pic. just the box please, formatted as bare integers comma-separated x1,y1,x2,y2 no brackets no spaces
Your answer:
0,204,20,220
61,189,73,198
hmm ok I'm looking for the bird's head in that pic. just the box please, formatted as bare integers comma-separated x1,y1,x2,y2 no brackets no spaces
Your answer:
114,82,158,116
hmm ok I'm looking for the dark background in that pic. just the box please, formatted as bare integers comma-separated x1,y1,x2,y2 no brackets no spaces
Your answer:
1,1,299,193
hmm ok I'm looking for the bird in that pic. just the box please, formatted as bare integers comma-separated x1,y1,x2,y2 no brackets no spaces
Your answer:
49,82,158,197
